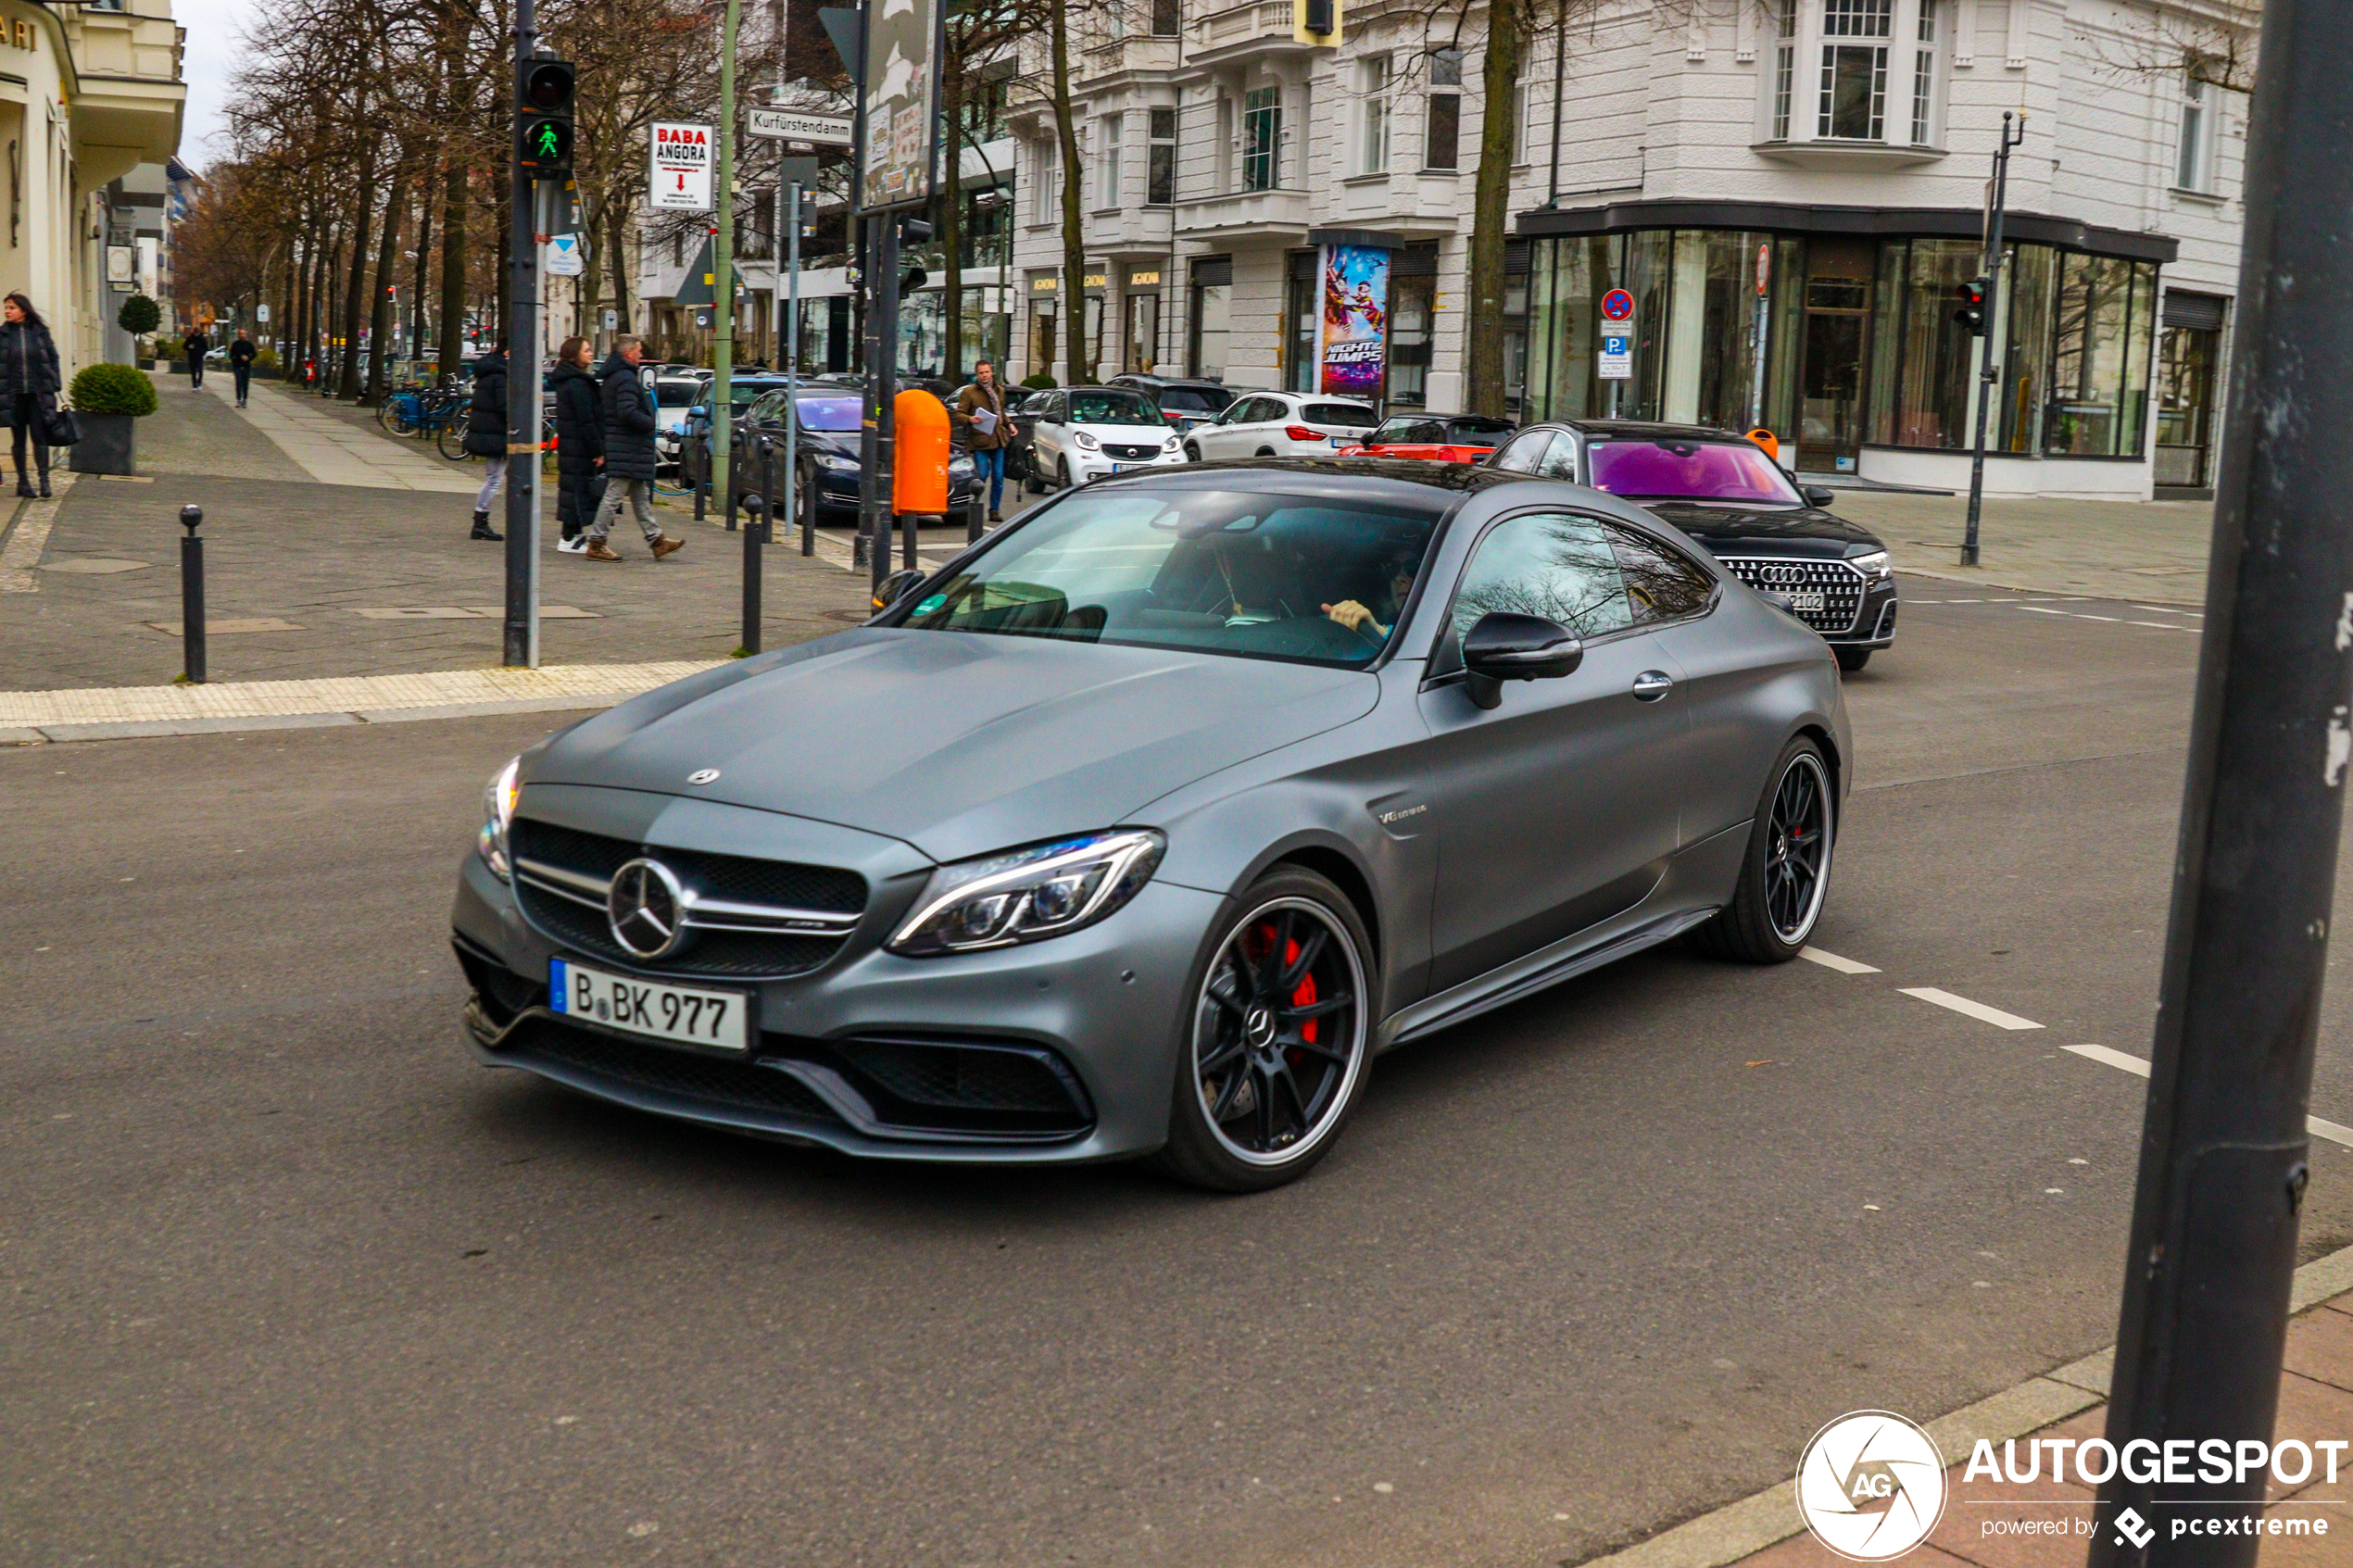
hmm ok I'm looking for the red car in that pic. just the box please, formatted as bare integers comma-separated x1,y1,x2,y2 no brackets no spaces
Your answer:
1336,412,1517,462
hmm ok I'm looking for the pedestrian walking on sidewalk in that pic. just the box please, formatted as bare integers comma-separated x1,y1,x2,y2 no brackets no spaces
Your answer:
549,335,604,554
182,325,210,389
952,358,1012,522
0,292,62,499
460,346,510,542
583,335,682,562
227,329,256,408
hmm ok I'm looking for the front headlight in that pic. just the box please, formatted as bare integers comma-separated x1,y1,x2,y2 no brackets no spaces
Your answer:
815,451,858,470
477,756,522,880
1162,437,1182,455
1073,430,1101,451
1849,549,1893,578
889,829,1165,956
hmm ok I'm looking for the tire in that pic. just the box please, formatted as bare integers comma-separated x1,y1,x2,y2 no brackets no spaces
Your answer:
1023,457,1044,495
1183,441,1202,462
377,401,408,435
1154,868,1378,1192
1691,737,1835,964
1058,456,1073,490
436,422,471,463
1834,646,1872,672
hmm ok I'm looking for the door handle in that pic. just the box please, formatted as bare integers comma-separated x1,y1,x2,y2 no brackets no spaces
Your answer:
1631,671,1675,702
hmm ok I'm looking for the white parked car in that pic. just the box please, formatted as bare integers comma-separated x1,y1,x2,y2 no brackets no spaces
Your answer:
1026,387,1188,491
1181,391,1379,461
650,376,707,469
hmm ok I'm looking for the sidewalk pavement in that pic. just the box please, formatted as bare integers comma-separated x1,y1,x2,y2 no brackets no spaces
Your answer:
0,373,880,690
219,374,480,492
1834,490,2214,608
1597,1248,2353,1568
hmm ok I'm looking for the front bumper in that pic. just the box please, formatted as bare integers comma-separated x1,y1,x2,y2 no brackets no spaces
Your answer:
452,845,1219,1164
809,465,978,513
1828,575,1900,649
1067,449,1185,483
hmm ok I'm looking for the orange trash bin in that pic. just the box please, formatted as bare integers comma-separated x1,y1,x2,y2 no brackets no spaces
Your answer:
894,389,951,516
1745,427,1780,463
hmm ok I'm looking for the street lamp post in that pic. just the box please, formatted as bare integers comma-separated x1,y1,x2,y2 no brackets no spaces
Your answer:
709,0,745,551
2088,6,2353,1561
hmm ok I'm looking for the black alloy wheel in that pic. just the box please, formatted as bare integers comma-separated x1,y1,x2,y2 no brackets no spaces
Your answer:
1692,738,1835,963
1157,870,1375,1191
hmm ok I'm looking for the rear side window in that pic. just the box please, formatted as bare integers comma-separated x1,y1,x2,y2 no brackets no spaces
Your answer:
1304,403,1378,428
1606,525,1717,624
1490,430,1552,471
1447,417,1516,444
1374,419,1443,445
1533,431,1579,480
1157,388,1222,413
1451,512,1634,641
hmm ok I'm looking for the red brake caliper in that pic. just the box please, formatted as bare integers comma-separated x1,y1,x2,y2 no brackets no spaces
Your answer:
1285,937,1317,1048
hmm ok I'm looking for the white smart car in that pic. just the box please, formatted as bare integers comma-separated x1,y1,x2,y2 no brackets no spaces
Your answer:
1181,390,1379,461
1026,387,1188,491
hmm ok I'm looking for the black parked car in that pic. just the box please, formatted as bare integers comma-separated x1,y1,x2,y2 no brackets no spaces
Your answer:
1106,373,1237,433
730,385,977,523
1486,420,1897,670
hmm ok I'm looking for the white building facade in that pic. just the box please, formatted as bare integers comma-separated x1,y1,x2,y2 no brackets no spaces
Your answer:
1005,0,2251,498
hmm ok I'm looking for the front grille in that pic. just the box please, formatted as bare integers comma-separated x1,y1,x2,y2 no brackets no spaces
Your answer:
1719,556,1869,635
1103,443,1162,461
509,817,865,979
501,1017,837,1124
829,1037,1093,1135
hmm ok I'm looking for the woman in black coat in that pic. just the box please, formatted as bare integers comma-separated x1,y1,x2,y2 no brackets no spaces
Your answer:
460,348,509,542
0,292,63,498
548,337,604,549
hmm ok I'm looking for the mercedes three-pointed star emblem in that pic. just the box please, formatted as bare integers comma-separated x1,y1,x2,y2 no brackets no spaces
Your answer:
607,858,687,959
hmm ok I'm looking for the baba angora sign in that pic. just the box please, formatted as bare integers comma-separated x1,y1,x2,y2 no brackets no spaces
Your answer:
861,0,941,210
649,121,713,211
1320,245,1389,397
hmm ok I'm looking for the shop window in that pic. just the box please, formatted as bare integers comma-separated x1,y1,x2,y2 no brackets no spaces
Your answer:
1030,301,1057,372
1359,56,1392,174
1390,273,1435,408
1189,263,1231,380
1244,87,1283,190
1818,0,1892,141
1148,108,1177,205
1285,253,1318,392
2045,254,2155,458
1426,50,1462,170
1886,237,1981,449
1997,244,2056,453
2176,69,2217,192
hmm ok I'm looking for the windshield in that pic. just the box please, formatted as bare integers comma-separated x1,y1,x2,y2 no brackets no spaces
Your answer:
793,394,863,432
1446,417,1515,443
1067,390,1163,426
899,487,1443,668
1585,439,1803,504
1305,403,1378,428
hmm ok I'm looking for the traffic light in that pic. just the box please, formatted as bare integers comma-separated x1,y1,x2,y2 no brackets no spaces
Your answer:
898,216,932,295
1953,277,1987,335
517,57,575,176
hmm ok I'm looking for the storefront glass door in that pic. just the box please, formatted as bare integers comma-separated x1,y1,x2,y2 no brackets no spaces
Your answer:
1796,238,1876,472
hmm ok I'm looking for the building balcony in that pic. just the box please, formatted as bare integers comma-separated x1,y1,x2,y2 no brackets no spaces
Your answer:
1327,170,1464,239
1174,186,1313,244
1089,206,1179,258
1081,34,1181,83
1186,0,1316,68
1752,138,1946,170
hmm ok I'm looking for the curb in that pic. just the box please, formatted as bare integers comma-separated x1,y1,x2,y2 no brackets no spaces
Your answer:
1577,1239,2353,1568
0,691,643,746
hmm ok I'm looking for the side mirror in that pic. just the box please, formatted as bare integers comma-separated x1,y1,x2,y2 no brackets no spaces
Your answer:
1801,484,1836,508
1460,612,1582,709
872,568,926,615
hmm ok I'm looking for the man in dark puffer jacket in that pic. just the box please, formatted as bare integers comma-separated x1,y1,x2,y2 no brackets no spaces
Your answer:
584,335,682,561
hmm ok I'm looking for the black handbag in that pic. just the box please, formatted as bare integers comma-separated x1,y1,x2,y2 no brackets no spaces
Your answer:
41,408,79,446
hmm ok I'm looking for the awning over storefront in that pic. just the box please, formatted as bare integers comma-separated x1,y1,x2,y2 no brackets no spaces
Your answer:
1516,199,2178,266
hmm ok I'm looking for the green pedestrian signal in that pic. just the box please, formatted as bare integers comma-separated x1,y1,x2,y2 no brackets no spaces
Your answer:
516,56,575,175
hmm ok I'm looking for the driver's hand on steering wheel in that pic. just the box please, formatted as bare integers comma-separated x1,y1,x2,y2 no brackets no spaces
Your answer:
1322,599,1386,638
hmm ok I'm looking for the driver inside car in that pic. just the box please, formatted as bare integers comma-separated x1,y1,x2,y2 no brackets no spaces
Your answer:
1322,548,1420,643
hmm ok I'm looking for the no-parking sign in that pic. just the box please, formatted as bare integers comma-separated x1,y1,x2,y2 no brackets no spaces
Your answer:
1600,288,1635,322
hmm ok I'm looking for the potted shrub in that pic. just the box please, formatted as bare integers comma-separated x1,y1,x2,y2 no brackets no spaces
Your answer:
1019,371,1056,390
118,295,160,370
68,362,158,475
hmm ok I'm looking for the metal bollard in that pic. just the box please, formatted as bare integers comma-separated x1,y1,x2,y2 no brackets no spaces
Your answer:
178,505,206,684
900,508,921,572
799,464,814,558
967,493,986,544
723,445,738,533
694,468,707,522
740,436,771,658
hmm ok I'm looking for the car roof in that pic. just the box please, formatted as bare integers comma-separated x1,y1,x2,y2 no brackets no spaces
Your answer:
1542,419,1761,443
1085,456,1535,504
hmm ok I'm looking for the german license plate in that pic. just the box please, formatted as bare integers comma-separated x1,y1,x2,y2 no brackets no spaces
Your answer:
1787,589,1827,613
549,959,749,1052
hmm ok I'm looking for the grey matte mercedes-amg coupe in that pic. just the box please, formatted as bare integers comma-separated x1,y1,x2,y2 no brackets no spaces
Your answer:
452,459,1851,1189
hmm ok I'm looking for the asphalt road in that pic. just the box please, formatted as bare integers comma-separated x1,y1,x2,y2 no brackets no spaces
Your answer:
8,581,2351,1568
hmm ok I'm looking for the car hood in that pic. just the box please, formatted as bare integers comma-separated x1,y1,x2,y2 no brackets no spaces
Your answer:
1072,422,1176,443
1636,500,1884,557
529,631,1378,863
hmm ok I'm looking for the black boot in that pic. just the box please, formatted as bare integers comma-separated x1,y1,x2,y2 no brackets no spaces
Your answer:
470,510,503,542
36,471,49,499
12,474,30,499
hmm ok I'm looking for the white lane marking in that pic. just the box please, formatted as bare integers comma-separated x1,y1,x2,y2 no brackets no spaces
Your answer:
2066,1045,2353,1149
1901,987,2045,1031
2072,613,2121,622
2133,605,2200,617
2018,606,2070,616
2065,1043,2149,1076
1801,947,1881,974
2128,621,2198,632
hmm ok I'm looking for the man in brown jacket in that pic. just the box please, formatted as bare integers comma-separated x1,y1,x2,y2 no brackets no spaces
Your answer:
952,359,1012,522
